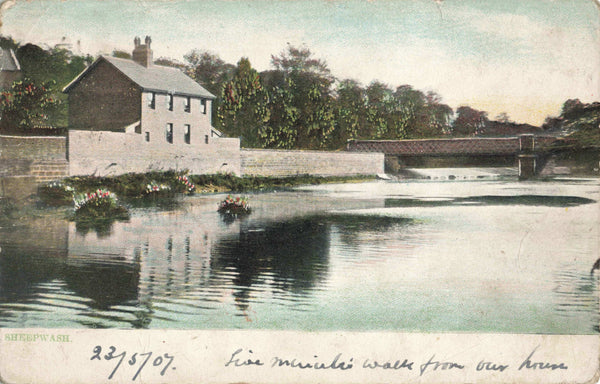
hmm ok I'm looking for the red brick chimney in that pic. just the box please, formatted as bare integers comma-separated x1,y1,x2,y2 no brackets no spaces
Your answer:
132,36,153,67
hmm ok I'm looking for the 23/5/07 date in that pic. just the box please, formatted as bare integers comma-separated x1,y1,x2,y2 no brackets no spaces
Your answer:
91,345,176,381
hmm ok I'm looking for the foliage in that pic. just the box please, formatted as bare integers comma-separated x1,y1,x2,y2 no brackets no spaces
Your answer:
38,181,74,206
112,50,131,59
261,45,336,149
145,181,172,196
10,40,93,128
184,49,235,96
452,106,489,136
0,79,60,130
73,189,129,220
217,58,269,147
218,195,251,215
176,174,196,193
545,99,600,147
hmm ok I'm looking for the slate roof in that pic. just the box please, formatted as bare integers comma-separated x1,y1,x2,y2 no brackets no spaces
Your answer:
63,56,215,99
0,48,20,71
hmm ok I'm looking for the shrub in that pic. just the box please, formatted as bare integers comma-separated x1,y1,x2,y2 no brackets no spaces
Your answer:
73,189,129,220
175,175,195,194
218,195,251,215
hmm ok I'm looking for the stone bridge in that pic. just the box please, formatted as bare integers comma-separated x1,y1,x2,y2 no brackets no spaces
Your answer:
347,135,565,179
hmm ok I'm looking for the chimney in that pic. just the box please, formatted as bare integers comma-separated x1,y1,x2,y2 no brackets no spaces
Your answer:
132,35,153,67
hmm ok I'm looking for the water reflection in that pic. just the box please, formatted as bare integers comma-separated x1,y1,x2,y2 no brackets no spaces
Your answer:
0,183,598,333
63,249,141,310
211,218,331,302
554,266,600,334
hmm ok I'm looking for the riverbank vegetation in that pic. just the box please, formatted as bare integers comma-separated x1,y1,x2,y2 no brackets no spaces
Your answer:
39,171,373,204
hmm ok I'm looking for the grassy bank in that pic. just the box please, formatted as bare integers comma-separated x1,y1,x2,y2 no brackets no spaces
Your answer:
62,171,375,199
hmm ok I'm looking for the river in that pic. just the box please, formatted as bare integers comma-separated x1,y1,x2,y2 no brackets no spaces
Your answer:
0,172,598,333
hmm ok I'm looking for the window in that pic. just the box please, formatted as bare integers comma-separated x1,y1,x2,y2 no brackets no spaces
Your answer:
184,124,191,144
145,132,150,142
147,92,156,109
184,96,191,113
166,123,173,143
167,94,173,111
201,99,207,114
204,134,209,144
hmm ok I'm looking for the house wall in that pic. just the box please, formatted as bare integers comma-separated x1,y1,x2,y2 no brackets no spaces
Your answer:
67,59,141,131
139,92,214,148
69,130,241,176
240,149,384,177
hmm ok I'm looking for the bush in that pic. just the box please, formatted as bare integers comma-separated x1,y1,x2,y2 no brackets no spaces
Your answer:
73,189,129,220
218,195,251,215
175,175,195,194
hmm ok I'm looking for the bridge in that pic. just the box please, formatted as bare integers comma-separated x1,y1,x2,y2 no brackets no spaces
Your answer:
347,135,566,179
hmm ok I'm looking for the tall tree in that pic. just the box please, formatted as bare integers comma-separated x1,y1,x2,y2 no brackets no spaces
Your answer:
452,106,488,136
217,58,269,147
264,45,336,149
184,50,234,96
332,79,367,147
15,43,92,127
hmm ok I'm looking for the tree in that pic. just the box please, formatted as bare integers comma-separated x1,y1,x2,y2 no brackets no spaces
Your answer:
271,45,331,79
332,79,367,147
112,50,131,59
364,81,396,139
495,112,512,123
15,43,92,127
452,106,488,136
154,57,187,69
561,98,585,119
264,45,336,149
184,50,235,96
0,79,60,131
217,58,269,147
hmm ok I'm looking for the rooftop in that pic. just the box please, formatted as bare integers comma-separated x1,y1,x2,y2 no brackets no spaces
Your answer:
63,55,215,99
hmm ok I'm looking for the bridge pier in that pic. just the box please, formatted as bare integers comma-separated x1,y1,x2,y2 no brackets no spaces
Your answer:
518,134,536,180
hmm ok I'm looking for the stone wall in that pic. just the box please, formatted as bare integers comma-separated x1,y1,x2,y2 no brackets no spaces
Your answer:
240,149,384,177
68,130,241,176
0,135,68,182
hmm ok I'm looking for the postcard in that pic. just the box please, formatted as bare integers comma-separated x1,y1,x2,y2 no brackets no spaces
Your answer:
0,0,599,383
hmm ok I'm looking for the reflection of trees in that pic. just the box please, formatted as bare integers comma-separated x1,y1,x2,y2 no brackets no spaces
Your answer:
63,248,141,310
0,245,64,303
210,217,331,312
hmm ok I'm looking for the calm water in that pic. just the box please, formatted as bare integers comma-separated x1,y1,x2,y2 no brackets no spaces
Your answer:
0,174,598,333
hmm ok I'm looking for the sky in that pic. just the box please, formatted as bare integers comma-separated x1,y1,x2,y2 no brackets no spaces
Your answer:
1,0,599,125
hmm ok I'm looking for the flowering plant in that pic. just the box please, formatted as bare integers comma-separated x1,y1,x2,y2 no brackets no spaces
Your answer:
176,175,195,193
145,181,172,195
218,195,251,215
73,189,128,219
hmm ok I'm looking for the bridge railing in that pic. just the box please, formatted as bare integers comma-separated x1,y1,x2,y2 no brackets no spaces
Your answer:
347,136,563,156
